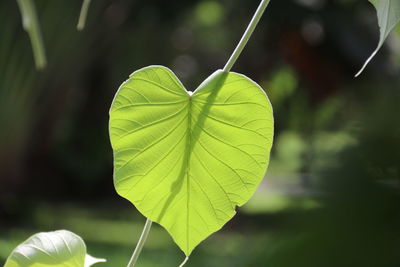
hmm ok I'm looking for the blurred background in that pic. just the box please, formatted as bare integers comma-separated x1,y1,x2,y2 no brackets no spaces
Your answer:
1,0,400,266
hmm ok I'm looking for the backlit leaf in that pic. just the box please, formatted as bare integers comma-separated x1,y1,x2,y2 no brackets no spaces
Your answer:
356,0,400,77
109,65,274,255
4,230,106,267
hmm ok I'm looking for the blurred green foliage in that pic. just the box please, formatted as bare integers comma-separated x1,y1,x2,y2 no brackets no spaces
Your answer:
1,0,400,266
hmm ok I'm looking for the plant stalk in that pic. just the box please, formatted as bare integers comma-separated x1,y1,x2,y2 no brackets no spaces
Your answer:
16,0,47,70
127,219,153,267
77,0,92,31
223,0,271,72
178,256,189,267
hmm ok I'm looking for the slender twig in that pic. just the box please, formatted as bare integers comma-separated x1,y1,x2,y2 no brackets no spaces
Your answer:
16,0,47,70
223,0,271,73
77,0,92,31
127,219,152,267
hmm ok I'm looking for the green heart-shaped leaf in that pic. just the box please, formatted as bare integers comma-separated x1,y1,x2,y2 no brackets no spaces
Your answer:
109,65,274,255
5,230,106,267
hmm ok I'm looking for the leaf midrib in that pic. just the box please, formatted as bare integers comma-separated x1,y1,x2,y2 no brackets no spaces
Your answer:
185,96,192,254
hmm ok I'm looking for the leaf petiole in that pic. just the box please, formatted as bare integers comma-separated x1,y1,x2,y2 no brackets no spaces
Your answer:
16,0,47,70
223,0,271,72
127,218,153,267
178,256,189,267
77,0,92,31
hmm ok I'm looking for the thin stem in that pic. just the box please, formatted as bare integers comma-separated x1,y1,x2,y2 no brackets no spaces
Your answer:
223,0,271,72
178,256,189,267
16,0,47,70
127,219,153,267
77,0,92,31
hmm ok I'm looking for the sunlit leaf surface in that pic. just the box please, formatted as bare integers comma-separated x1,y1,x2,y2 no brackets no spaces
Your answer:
109,65,274,255
5,230,106,267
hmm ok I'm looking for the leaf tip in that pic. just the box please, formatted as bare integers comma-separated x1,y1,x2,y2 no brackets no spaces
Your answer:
354,69,363,78
355,47,381,78
77,20,86,31
85,254,107,267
